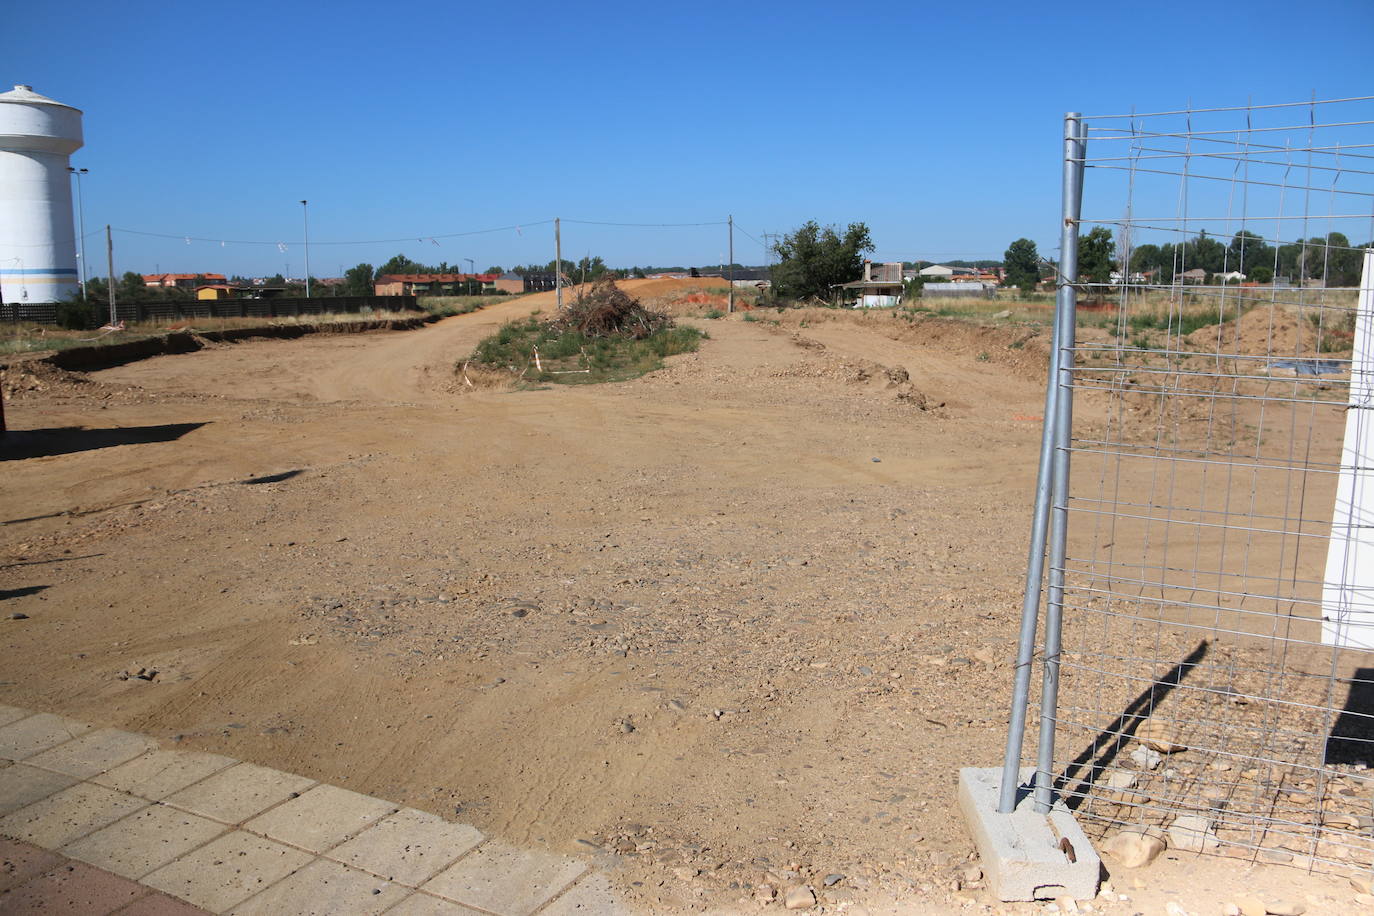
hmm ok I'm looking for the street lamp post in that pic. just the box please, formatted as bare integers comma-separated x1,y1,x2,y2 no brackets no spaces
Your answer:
300,200,311,297
68,167,88,298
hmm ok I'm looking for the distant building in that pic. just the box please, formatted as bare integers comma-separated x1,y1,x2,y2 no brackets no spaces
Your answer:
145,273,227,289
918,264,955,279
195,284,239,300
1179,268,1208,284
1215,270,1246,283
923,283,996,300
492,273,525,294
514,272,566,292
373,273,499,296
951,271,1000,286
728,267,771,290
840,261,905,308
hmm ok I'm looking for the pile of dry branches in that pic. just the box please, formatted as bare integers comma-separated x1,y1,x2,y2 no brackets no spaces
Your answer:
553,276,674,340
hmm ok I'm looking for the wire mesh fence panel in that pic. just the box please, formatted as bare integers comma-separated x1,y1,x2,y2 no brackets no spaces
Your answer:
1010,97,1374,878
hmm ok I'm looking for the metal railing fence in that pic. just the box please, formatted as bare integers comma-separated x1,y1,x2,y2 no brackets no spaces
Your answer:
1002,96,1374,879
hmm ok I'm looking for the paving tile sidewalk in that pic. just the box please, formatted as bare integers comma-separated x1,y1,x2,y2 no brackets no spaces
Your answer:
1,835,206,914
0,705,626,915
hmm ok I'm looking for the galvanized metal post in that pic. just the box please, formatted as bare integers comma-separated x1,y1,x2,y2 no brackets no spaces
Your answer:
105,224,115,326
69,167,87,299
1033,112,1086,815
997,281,1064,813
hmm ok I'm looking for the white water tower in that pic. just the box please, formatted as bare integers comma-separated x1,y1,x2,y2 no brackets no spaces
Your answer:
0,85,84,305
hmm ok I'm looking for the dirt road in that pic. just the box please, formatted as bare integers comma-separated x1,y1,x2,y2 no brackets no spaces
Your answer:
0,289,1358,914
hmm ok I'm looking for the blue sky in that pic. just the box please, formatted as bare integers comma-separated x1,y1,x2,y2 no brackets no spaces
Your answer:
9,0,1374,278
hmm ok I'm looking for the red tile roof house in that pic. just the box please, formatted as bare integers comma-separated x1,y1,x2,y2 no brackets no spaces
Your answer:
143,273,226,289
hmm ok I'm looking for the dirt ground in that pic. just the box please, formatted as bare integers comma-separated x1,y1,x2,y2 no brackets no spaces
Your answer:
0,281,1364,914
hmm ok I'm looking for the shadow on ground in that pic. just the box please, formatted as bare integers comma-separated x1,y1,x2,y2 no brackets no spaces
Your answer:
1326,667,1374,767
0,423,206,460
0,585,48,601
1054,639,1210,810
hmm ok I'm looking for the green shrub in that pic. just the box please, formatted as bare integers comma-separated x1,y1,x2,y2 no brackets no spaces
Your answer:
1127,310,1218,336
56,299,100,330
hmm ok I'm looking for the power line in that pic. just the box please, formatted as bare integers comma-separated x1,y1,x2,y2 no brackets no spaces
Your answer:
731,223,767,249
561,218,727,228
110,219,555,248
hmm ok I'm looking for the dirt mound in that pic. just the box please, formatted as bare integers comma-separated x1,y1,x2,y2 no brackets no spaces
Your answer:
1185,305,1330,357
1,358,99,399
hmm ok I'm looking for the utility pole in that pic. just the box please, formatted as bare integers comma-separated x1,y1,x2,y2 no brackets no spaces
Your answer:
105,224,116,326
300,200,311,297
727,215,735,314
554,217,562,310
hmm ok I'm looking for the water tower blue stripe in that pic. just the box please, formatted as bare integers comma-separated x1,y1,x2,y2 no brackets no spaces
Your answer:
0,267,78,276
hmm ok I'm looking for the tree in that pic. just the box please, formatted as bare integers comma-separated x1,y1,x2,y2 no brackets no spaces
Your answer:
84,275,109,303
118,271,146,300
1227,230,1274,277
1003,238,1040,291
1182,231,1225,275
1076,227,1115,285
1321,233,1363,287
344,263,375,296
376,253,429,277
484,266,505,275
575,255,607,283
1129,243,1164,280
771,220,874,301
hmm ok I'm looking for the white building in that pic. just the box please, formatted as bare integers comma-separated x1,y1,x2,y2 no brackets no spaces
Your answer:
0,85,84,304
918,264,955,279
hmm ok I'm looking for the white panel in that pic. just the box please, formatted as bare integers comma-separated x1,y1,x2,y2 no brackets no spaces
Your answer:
1323,250,1374,649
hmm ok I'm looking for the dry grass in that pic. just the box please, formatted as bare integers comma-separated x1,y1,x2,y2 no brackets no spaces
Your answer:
0,308,442,357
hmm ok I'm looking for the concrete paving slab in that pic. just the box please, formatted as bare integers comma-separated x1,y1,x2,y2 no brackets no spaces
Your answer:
26,727,159,779
0,783,147,849
242,783,394,853
539,872,632,915
118,890,212,915
93,749,236,800
0,712,93,761
421,840,586,916
958,766,1101,902
227,857,408,915
0,859,149,914
164,762,315,825
0,706,30,729
383,892,488,915
142,830,313,913
0,762,80,816
327,807,482,886
0,836,63,893
62,802,228,879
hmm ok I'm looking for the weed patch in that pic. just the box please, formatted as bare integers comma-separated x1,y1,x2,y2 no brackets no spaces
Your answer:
467,277,703,385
